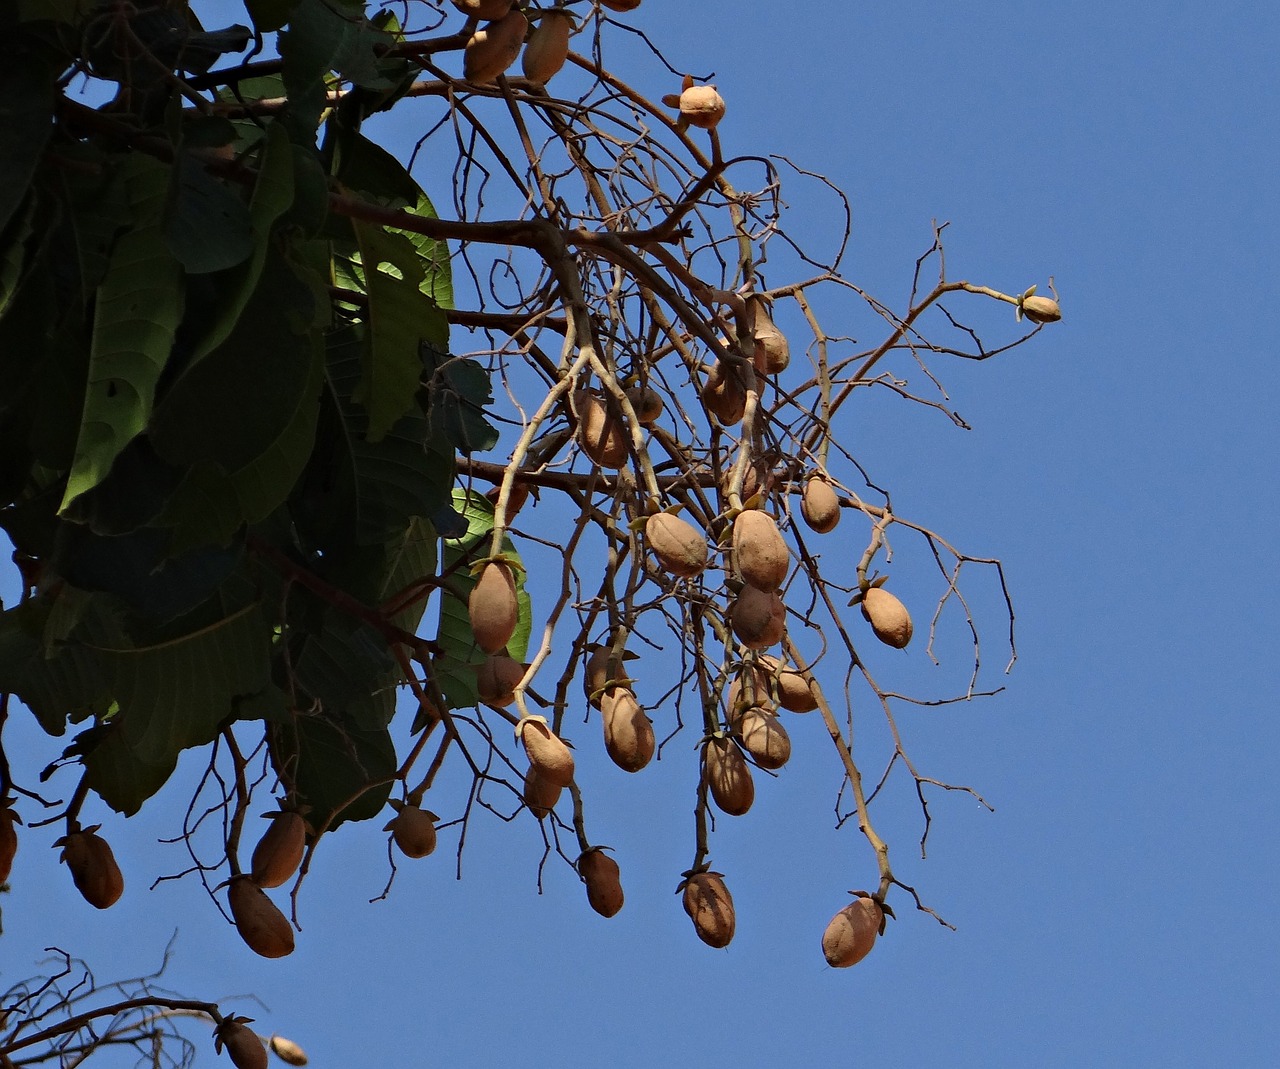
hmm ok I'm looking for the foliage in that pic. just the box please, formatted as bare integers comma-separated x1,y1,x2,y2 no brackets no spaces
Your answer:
0,0,1059,1012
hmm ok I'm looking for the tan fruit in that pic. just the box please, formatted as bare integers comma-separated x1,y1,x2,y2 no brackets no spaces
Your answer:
215,1019,267,1069
681,871,735,948
702,736,754,816
726,662,772,719
228,875,294,958
822,892,884,968
729,585,786,649
732,509,789,590
701,360,746,425
719,458,770,511
522,10,572,83
600,688,655,772
463,9,528,84
745,294,789,373
800,476,841,534
468,561,518,654
0,801,19,884
760,655,818,713
519,717,575,787
1021,294,1061,324
574,389,629,468
582,644,629,708
475,652,525,706
645,512,708,578
734,707,791,770
578,848,624,917
249,810,305,889
268,1036,309,1067
485,481,530,519
625,384,664,424
384,802,438,859
451,0,514,18
522,766,562,818
680,83,725,130
860,586,913,649
58,828,123,909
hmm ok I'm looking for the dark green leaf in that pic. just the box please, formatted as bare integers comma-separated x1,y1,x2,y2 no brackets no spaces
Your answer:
246,0,296,33
164,152,254,274
0,50,56,235
271,714,395,829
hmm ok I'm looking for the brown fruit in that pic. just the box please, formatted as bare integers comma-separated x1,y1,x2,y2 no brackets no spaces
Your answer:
760,655,818,713
215,1019,268,1069
732,509,789,590
1021,294,1061,324
468,561,518,654
583,644,629,708
0,802,19,884
726,662,774,720
463,9,528,84
681,871,735,948
476,652,525,706
384,802,438,859
522,10,572,83
701,360,746,424
451,0,514,18
58,828,123,909
822,893,884,968
861,586,913,649
800,476,841,534
702,736,754,816
249,810,305,889
485,481,530,519
645,512,708,578
679,84,725,130
522,766,562,818
268,1036,309,1067
519,718,575,787
574,389,629,468
734,707,791,770
228,876,294,958
729,585,786,649
578,848,624,917
625,384,664,424
745,294,789,373
600,0,641,11
600,688,655,772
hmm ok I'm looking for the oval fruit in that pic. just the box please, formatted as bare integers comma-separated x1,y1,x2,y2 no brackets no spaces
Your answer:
578,848,624,917
760,655,818,713
680,83,725,130
1021,294,1062,324
522,10,571,83
384,803,438,859
463,9,529,84
468,561,518,654
861,586,913,649
625,384,664,424
59,828,123,909
268,1036,309,1067
216,1020,268,1069
476,652,525,706
702,736,754,816
726,662,771,719
800,476,840,534
600,688,655,772
600,0,641,11
583,644,628,708
0,801,19,884
451,0,514,18
645,512,708,578
249,810,305,889
745,294,789,373
821,893,884,968
522,766,561,818
734,707,791,770
729,585,786,649
519,718,575,787
228,876,294,958
681,871,735,948
701,360,746,425
732,509,789,590
574,389,629,469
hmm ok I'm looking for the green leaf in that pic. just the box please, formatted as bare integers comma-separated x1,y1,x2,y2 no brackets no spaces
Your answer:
292,610,397,730
0,49,56,235
271,714,395,830
164,152,254,274
59,154,185,514
428,353,500,455
82,720,177,816
246,0,295,34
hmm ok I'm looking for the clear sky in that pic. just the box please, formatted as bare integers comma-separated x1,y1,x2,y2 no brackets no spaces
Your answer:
4,2,1278,1067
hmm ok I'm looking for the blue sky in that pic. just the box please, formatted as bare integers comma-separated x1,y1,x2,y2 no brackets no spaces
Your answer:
4,1,1278,1067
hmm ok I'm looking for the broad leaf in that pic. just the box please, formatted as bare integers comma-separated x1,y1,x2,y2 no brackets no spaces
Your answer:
0,49,56,235
164,151,254,274
270,714,396,830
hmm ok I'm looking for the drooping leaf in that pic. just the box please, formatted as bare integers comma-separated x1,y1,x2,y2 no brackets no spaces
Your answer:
0,48,56,235
82,718,178,816
164,151,254,274
270,713,396,830
426,350,500,455
292,610,397,730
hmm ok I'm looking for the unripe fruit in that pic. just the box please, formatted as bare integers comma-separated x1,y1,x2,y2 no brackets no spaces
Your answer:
732,509,789,590
800,476,840,534
0,801,19,884
860,586,913,649
745,294,789,374
583,644,628,708
681,871,735,948
451,0,514,18
519,717,575,787
574,389,628,469
680,84,725,130
1020,294,1061,324
701,360,746,425
821,892,884,968
58,828,123,909
384,802,438,859
734,706,791,770
468,561,518,654
702,736,754,816
578,848,624,917
625,384,664,424
463,9,528,84
228,876,294,958
250,810,305,889
760,655,818,713
729,585,786,649
522,766,561,818
215,1019,267,1069
268,1036,309,1067
522,10,572,83
645,512,708,578
600,688,655,772
476,652,525,706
